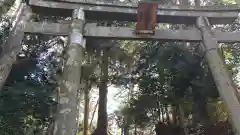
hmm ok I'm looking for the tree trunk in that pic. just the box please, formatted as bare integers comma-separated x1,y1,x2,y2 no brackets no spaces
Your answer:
0,4,31,91
157,102,161,121
93,48,109,135
178,103,189,135
83,82,90,135
123,125,129,135
121,128,124,135
160,105,165,122
171,105,178,125
134,125,137,135
54,9,85,135
195,0,200,6
89,100,98,128
198,99,212,129
165,105,170,124
178,0,189,6
123,117,129,135
76,81,85,134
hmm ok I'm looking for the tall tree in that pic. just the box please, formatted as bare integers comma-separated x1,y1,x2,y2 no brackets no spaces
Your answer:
94,48,109,135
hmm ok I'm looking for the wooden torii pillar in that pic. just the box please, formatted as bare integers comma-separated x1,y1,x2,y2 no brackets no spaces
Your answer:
54,8,86,135
0,3,32,90
196,16,240,134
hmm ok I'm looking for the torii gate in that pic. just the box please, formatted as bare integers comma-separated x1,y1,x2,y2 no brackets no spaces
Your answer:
3,0,240,134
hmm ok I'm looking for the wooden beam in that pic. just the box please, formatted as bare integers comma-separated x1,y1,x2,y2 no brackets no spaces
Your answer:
28,0,238,24
58,0,240,11
24,22,240,43
24,22,69,35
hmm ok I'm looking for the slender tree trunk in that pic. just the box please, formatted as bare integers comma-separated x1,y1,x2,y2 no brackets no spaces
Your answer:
123,83,131,135
195,0,200,6
178,103,189,135
123,125,129,135
54,9,85,135
76,81,85,134
81,50,92,135
197,99,212,129
123,116,129,135
0,4,31,91
93,48,109,135
89,99,98,128
171,105,177,125
191,102,200,126
47,118,55,135
160,105,165,122
134,125,137,135
83,81,90,135
121,128,124,135
178,0,189,6
157,102,161,121
157,108,161,122
165,105,170,124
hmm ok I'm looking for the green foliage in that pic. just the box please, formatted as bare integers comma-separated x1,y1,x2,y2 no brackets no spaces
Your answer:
0,34,62,134
0,81,54,135
207,100,228,123
0,0,15,16
115,41,221,131
0,16,11,55
214,0,236,5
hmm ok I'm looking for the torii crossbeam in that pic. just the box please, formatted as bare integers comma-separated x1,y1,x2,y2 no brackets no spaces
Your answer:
24,22,240,43
29,0,240,24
